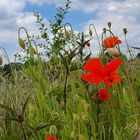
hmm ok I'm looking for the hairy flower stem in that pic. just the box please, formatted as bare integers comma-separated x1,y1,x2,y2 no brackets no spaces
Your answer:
89,24,102,52
20,122,27,140
124,34,134,60
18,27,34,59
64,67,69,114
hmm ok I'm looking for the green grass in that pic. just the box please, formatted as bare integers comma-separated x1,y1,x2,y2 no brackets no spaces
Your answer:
0,53,140,140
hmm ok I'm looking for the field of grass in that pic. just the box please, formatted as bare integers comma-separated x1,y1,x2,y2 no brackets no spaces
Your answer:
0,1,140,140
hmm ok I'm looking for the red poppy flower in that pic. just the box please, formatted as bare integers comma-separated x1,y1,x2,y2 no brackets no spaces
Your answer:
86,42,90,47
103,71,121,86
98,89,110,101
103,36,122,48
46,135,57,140
81,57,122,86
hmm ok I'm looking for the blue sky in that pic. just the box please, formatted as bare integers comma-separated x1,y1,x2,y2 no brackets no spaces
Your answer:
0,0,140,63
24,2,97,29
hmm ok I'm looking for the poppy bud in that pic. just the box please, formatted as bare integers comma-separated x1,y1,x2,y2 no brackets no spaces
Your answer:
123,28,127,34
86,42,90,47
103,28,106,33
0,56,3,65
89,29,93,36
65,30,70,40
31,47,37,54
18,38,26,49
107,22,112,28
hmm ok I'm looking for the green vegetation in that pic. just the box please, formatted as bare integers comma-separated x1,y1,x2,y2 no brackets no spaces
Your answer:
0,0,140,140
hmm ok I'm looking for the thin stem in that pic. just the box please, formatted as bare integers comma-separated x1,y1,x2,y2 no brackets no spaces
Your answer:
124,34,134,60
64,23,76,47
0,47,15,77
64,66,69,114
0,47,11,64
18,27,34,58
20,122,27,140
58,52,70,114
89,24,102,52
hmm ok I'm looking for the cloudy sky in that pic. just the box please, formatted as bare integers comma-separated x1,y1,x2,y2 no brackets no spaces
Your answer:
0,0,140,63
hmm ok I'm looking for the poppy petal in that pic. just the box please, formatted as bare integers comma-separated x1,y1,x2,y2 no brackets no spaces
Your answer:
83,58,103,73
46,136,57,140
103,36,122,48
117,39,122,44
98,89,110,101
103,58,122,75
81,73,103,84
104,71,121,87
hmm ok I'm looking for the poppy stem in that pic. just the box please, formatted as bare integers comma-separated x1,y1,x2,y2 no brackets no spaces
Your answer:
20,122,27,140
18,27,34,58
124,34,134,60
89,24,102,53
64,67,69,114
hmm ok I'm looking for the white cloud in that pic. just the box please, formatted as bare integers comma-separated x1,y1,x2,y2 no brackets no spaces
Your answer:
0,0,38,43
16,12,39,36
0,0,140,63
81,0,140,56
0,0,25,14
0,0,41,64
25,0,65,6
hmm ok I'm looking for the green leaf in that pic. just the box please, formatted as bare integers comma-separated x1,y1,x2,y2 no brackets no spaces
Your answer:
0,116,17,121
84,53,91,61
22,95,31,116
76,41,82,47
35,122,52,131
51,44,60,54
0,103,16,117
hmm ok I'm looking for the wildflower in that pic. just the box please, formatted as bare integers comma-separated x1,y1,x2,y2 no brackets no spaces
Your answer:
103,71,121,87
98,89,110,101
86,42,90,47
46,135,57,140
81,57,122,86
103,36,122,48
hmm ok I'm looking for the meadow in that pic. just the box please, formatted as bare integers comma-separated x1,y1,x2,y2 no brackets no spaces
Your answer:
0,0,140,140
